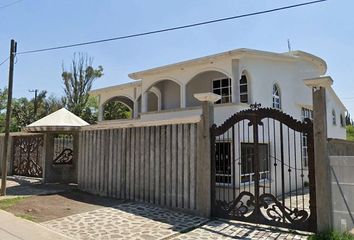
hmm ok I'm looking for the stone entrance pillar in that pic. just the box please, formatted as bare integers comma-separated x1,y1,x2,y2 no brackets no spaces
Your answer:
305,76,334,232
194,93,220,217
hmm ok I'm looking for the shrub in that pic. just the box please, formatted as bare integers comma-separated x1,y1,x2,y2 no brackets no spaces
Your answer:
346,125,354,141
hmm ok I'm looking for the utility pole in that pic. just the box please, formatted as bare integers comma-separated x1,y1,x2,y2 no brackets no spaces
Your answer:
1,39,17,196
287,39,292,52
29,89,39,119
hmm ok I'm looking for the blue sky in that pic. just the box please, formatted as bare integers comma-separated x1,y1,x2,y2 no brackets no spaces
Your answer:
0,0,353,114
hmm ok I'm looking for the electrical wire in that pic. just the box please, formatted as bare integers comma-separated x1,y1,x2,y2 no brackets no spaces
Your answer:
17,0,327,55
0,57,9,67
0,0,24,9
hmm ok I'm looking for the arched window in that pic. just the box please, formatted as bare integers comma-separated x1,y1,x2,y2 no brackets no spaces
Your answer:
272,84,281,109
332,109,336,125
239,74,248,103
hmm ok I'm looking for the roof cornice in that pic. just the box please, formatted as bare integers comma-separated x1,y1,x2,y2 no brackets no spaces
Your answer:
128,48,327,80
90,81,141,95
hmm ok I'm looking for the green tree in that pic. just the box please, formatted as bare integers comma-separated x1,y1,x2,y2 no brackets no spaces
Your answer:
61,53,103,122
103,101,131,120
81,96,99,124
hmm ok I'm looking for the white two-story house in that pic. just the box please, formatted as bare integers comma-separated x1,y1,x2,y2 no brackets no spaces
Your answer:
90,48,347,203
90,48,346,139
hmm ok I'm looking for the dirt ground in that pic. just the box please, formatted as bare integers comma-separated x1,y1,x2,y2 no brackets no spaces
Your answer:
5,190,124,222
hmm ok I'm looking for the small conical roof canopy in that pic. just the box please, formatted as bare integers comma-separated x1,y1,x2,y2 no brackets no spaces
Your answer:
24,108,89,132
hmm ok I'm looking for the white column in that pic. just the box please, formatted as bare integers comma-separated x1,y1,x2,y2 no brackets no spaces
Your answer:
142,91,148,113
98,106,103,121
97,94,104,121
133,101,138,118
180,84,186,108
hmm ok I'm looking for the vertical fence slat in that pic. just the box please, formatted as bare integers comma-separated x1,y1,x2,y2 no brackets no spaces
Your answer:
183,124,190,208
160,126,166,206
139,127,144,201
166,125,172,207
121,128,127,199
135,128,140,201
149,126,155,204
111,129,117,198
86,131,92,192
126,128,131,199
130,128,135,200
177,124,183,208
94,130,99,194
77,132,82,187
190,124,197,209
116,129,122,198
108,129,113,197
103,130,109,196
171,124,177,208
100,130,105,194
144,127,150,202
155,126,161,204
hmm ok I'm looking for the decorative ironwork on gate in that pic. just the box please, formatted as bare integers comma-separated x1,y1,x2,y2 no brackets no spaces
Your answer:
211,107,316,232
12,135,44,177
53,134,74,165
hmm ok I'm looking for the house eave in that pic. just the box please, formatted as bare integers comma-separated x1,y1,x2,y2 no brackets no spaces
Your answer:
90,81,141,95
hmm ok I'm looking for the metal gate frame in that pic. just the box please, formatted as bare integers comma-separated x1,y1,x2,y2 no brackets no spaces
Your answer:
210,107,317,232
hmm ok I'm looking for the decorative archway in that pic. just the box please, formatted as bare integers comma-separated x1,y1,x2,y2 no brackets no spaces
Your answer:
186,70,232,107
144,79,181,111
102,96,134,120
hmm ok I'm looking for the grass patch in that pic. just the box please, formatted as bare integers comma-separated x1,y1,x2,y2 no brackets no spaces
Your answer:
309,231,354,240
0,197,26,210
15,213,34,221
347,125,354,141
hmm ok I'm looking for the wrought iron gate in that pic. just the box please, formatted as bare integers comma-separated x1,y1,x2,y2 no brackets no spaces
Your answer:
12,135,44,177
211,107,316,232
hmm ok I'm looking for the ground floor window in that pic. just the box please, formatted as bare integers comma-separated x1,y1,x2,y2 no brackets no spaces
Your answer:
215,142,270,185
215,142,232,184
241,143,269,183
301,107,313,167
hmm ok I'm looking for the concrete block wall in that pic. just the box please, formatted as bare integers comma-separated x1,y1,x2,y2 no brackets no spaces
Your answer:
328,139,354,232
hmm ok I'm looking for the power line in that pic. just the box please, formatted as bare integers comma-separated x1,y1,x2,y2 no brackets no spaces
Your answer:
0,57,10,67
17,0,327,55
0,0,24,9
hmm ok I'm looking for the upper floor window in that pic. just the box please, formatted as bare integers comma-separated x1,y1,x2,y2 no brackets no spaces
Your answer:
340,113,345,127
332,109,336,125
213,78,232,104
239,75,248,103
272,84,281,109
301,107,313,121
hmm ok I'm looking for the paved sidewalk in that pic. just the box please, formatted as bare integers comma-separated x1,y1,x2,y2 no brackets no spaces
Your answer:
42,202,207,240
0,210,72,240
172,219,310,240
42,202,311,240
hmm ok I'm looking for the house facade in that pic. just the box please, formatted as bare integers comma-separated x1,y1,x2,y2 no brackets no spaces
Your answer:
82,49,349,228
90,48,346,139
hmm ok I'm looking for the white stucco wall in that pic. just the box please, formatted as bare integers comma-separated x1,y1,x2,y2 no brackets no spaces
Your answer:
239,57,317,120
90,49,346,139
326,88,347,139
